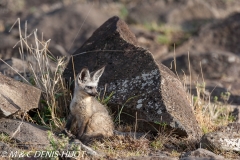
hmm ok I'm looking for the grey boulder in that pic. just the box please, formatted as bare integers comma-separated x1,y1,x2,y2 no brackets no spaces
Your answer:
0,73,41,118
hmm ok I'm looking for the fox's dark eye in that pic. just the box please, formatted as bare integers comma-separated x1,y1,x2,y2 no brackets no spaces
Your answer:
86,86,93,89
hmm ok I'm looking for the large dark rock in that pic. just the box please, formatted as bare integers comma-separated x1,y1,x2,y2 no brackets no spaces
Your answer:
0,73,41,118
63,16,202,140
0,118,50,149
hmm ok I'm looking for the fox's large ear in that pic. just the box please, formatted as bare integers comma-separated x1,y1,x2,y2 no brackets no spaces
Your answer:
92,66,105,82
78,68,90,83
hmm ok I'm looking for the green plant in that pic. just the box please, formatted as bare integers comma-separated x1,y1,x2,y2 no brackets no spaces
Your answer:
213,96,218,103
0,133,18,149
114,96,138,125
201,125,210,134
144,22,161,32
46,131,84,159
157,34,171,45
47,132,68,151
0,133,13,144
34,100,52,125
98,91,114,106
220,92,231,102
154,121,168,130
143,21,192,50
150,140,164,150
227,114,236,122
119,5,128,20
29,7,37,13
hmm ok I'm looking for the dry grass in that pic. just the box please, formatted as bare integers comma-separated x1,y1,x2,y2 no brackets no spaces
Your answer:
8,19,71,131
91,135,150,158
0,133,16,145
175,50,235,134
192,81,235,133
88,126,199,159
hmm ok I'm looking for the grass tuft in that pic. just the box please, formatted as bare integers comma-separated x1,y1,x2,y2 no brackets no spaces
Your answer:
91,135,150,158
11,19,71,131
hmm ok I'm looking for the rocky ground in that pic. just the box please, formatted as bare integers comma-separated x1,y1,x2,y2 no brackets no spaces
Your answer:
0,0,240,159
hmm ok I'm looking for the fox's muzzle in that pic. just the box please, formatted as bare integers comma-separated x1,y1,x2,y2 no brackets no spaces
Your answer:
88,88,98,96
90,92,98,96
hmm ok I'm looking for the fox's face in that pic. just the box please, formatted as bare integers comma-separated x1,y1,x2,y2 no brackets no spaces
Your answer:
76,66,105,96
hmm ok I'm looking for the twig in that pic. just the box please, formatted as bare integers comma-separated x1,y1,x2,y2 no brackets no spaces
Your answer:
0,58,30,85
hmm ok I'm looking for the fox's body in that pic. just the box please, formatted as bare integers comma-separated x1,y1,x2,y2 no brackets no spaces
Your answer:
65,67,114,143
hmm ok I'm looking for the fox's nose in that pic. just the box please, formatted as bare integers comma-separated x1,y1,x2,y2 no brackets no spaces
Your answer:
93,88,98,96
92,92,98,97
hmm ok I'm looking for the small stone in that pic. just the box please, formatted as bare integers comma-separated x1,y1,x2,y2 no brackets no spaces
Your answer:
181,148,225,160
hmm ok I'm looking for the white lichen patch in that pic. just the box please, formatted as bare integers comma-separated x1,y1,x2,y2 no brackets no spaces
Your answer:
157,109,162,114
219,137,240,151
140,69,159,89
136,104,143,109
137,99,143,103
99,69,163,114
228,56,236,63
